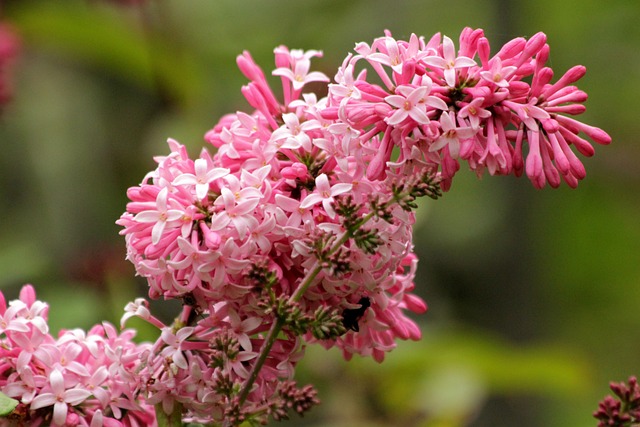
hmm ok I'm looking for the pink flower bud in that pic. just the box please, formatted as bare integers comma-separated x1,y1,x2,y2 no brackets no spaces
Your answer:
404,293,427,314
477,37,491,67
523,32,547,59
19,284,37,307
281,162,308,179
496,37,526,60
199,222,221,249
236,51,263,82
531,67,554,96
542,65,587,98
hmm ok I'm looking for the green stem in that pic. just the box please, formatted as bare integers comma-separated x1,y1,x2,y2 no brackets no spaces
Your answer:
235,316,285,407
234,211,376,411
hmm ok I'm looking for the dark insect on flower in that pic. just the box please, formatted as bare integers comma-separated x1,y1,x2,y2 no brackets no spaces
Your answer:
181,291,204,324
341,297,371,332
181,292,197,307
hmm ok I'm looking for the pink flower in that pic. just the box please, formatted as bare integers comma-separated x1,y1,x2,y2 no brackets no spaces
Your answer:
275,194,314,228
457,97,491,129
299,173,352,219
367,35,405,74
479,57,516,88
30,369,92,426
109,29,610,425
329,61,361,102
503,99,550,131
121,297,166,329
210,185,261,240
272,49,329,91
327,109,362,155
133,187,184,245
0,302,30,334
385,85,430,125
198,240,250,290
159,327,194,370
269,112,320,151
424,35,477,87
2,367,45,404
430,111,477,158
172,158,229,200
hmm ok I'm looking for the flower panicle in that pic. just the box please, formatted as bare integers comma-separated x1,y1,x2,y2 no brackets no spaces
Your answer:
308,229,352,277
209,328,241,366
334,195,382,255
273,381,320,419
112,27,609,425
594,376,640,427
0,285,156,427
2,28,608,427
389,172,443,212
258,291,346,340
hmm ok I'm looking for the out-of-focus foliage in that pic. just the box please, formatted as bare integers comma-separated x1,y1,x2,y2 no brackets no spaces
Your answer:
0,0,638,426
290,329,591,427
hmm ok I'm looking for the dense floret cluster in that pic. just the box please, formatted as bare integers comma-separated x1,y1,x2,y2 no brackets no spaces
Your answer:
1,28,609,426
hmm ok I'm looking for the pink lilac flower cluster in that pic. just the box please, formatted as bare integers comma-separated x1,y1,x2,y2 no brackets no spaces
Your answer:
2,28,610,426
322,28,611,190
0,285,156,427
594,376,640,427
114,28,609,424
113,43,437,423
0,22,20,110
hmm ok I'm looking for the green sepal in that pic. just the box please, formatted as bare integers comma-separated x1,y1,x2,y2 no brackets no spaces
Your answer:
155,402,183,427
0,392,18,417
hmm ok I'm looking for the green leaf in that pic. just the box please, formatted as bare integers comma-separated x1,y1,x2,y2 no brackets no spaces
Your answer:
0,392,18,417
10,2,204,107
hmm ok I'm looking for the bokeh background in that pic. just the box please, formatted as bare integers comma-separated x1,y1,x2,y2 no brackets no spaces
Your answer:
1,0,639,426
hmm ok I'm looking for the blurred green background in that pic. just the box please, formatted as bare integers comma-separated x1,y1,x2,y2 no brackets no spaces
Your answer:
1,0,638,426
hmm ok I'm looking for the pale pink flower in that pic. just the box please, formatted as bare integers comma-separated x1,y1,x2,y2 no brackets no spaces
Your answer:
329,61,361,102
367,35,405,73
270,112,320,151
0,302,30,334
479,57,516,87
430,111,477,157
275,194,314,228
503,99,550,131
197,238,250,290
272,53,329,91
210,186,261,239
121,297,166,329
299,173,352,219
133,187,184,245
38,341,91,378
172,158,229,200
248,213,277,253
240,164,272,190
385,85,430,125
2,367,45,404
328,111,361,155
457,97,491,129
175,235,219,271
424,35,476,87
30,369,92,426
159,327,194,370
